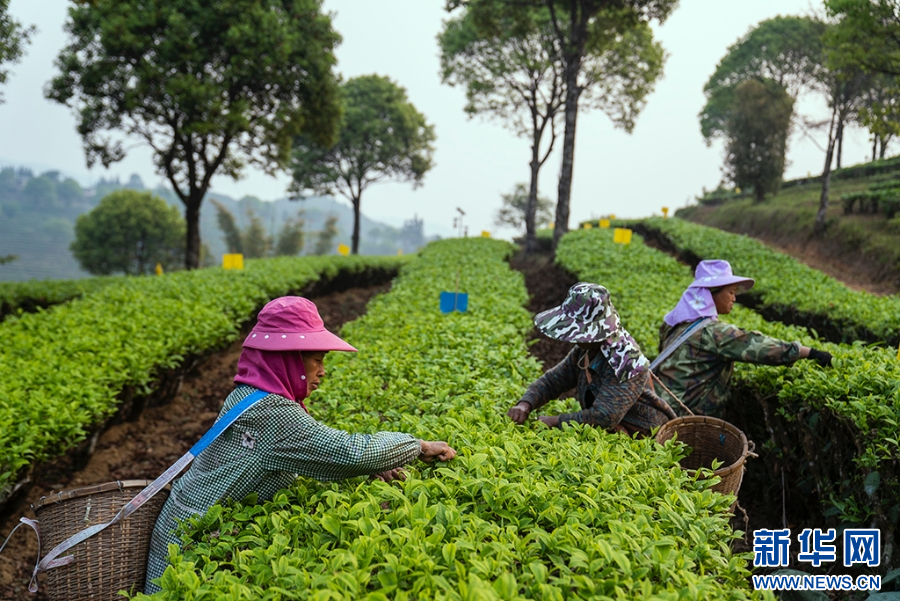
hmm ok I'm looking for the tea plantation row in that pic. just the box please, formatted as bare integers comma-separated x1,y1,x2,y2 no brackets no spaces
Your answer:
635,217,900,346
555,228,900,567
0,275,123,321
0,255,408,509
136,238,764,600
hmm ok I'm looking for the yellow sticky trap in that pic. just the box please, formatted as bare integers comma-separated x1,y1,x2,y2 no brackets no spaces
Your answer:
735,187,741,194
609,214,616,219
613,228,633,245
481,230,491,238
223,253,244,270
583,222,592,229
397,248,403,256
549,222,554,229
662,207,669,218
599,219,610,229
337,243,350,256
155,263,163,276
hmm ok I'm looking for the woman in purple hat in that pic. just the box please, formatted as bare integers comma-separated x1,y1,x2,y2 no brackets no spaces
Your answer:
651,260,832,417
144,296,456,594
506,283,676,437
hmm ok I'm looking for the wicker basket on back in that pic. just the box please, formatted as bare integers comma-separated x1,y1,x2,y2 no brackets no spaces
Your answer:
655,415,756,498
31,480,169,601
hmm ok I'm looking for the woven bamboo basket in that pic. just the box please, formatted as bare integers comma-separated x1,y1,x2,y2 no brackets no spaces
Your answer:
655,416,756,497
31,480,169,601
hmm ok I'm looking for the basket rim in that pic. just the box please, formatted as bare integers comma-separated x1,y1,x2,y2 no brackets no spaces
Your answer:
32,479,155,512
655,415,751,476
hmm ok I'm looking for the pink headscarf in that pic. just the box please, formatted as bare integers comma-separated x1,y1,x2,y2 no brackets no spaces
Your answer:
234,348,310,412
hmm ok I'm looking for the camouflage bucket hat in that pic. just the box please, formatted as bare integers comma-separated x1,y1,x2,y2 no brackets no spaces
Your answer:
534,282,621,344
535,282,649,381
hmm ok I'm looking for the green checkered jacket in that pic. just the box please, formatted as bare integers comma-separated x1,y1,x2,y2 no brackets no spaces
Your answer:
144,385,421,594
652,319,801,416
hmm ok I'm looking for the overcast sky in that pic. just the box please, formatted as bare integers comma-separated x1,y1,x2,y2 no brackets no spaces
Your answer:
0,0,871,240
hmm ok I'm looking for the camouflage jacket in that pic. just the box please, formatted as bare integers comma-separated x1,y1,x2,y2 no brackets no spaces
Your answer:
652,319,801,416
520,348,675,432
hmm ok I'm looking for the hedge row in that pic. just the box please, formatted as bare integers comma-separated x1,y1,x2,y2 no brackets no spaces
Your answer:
0,255,408,507
136,238,762,600
555,228,900,569
635,217,900,346
0,275,123,321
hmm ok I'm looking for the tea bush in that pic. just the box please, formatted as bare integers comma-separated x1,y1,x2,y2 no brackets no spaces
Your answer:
0,275,122,320
0,255,408,506
636,217,900,346
135,238,764,600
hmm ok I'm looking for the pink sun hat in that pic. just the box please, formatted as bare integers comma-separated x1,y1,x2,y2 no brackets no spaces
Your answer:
243,296,357,352
689,260,755,292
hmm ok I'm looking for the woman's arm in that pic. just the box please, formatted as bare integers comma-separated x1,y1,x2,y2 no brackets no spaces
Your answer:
268,409,449,480
557,370,646,429
511,348,579,418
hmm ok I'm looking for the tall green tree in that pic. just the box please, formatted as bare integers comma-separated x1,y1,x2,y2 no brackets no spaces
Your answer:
700,16,825,142
439,8,565,253
449,0,677,251
71,190,185,275
857,75,900,160
312,214,339,256
274,214,305,256
211,199,244,254
0,0,34,103
724,79,794,203
47,0,342,269
291,75,435,255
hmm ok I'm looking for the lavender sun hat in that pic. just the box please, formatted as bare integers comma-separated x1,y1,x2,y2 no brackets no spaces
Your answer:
243,296,357,352
663,260,755,327
534,282,649,381
690,260,754,291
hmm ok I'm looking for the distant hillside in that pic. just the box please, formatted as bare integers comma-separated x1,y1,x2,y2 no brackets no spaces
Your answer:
0,167,433,282
676,155,900,292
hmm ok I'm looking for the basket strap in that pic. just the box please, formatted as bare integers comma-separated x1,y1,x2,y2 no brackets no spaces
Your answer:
649,317,714,372
29,389,270,591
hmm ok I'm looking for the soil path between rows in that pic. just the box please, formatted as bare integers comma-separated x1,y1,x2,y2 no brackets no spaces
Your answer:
0,283,390,600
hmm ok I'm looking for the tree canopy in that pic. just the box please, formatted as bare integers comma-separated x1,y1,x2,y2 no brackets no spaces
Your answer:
723,79,794,203
47,0,342,268
71,190,185,275
0,0,34,103
447,0,675,250
826,0,900,77
700,16,825,142
291,74,435,255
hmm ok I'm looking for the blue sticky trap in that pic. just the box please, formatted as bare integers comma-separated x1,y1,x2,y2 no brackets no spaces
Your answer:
440,292,469,313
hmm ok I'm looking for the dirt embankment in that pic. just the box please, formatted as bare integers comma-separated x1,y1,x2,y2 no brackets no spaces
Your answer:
0,278,393,600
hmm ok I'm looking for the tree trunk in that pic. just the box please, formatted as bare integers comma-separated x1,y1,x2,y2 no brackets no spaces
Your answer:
873,136,878,162
552,54,582,252
185,197,202,269
880,135,888,159
351,196,361,255
814,108,839,236
524,132,542,254
755,186,765,203
836,119,844,169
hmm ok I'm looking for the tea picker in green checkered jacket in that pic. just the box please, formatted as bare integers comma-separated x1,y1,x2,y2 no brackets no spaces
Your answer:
143,297,456,594
652,260,833,417
507,283,676,437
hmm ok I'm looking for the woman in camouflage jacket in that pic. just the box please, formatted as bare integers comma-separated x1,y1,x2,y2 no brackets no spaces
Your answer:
507,283,675,437
652,260,832,417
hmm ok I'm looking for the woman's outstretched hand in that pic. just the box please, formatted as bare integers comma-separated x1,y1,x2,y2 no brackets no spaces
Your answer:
507,401,531,425
419,441,457,462
537,415,561,428
372,468,406,483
